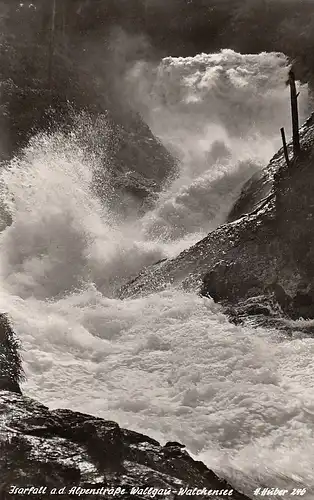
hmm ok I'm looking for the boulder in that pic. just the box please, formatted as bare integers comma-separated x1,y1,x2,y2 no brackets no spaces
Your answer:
0,391,250,499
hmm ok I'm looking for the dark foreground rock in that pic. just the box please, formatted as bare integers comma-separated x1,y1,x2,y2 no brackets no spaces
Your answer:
0,391,250,500
0,317,249,500
119,113,314,320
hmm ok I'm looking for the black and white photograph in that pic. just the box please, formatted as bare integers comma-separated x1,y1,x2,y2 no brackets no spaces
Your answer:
0,1,314,499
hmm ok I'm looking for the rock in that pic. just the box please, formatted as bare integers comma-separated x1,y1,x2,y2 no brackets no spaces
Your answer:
0,391,250,499
164,441,186,449
227,151,279,222
96,109,178,215
101,116,176,215
119,113,314,319
0,315,22,395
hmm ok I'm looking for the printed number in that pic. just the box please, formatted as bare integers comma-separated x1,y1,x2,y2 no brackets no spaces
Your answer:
291,489,307,496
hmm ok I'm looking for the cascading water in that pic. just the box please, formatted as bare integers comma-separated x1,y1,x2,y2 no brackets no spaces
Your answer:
0,50,313,498
128,50,309,242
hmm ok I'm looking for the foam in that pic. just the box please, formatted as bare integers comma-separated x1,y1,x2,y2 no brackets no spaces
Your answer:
0,132,165,299
1,288,314,497
127,50,309,241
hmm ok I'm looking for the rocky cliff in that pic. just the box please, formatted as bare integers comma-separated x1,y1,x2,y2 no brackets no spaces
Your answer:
89,107,178,216
120,113,314,320
0,317,249,499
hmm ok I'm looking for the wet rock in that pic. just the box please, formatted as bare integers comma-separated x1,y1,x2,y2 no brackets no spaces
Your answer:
164,441,186,449
201,261,264,304
98,109,178,215
0,315,22,395
0,391,250,499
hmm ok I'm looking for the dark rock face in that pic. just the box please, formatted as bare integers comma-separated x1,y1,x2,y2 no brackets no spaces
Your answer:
120,113,314,319
100,109,178,215
0,392,250,499
0,315,22,395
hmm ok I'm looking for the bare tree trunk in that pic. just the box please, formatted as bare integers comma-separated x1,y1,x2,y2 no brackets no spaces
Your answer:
280,127,290,167
289,69,300,156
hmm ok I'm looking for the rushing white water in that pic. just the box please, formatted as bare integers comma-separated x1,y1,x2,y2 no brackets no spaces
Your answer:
128,50,309,240
0,50,313,498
